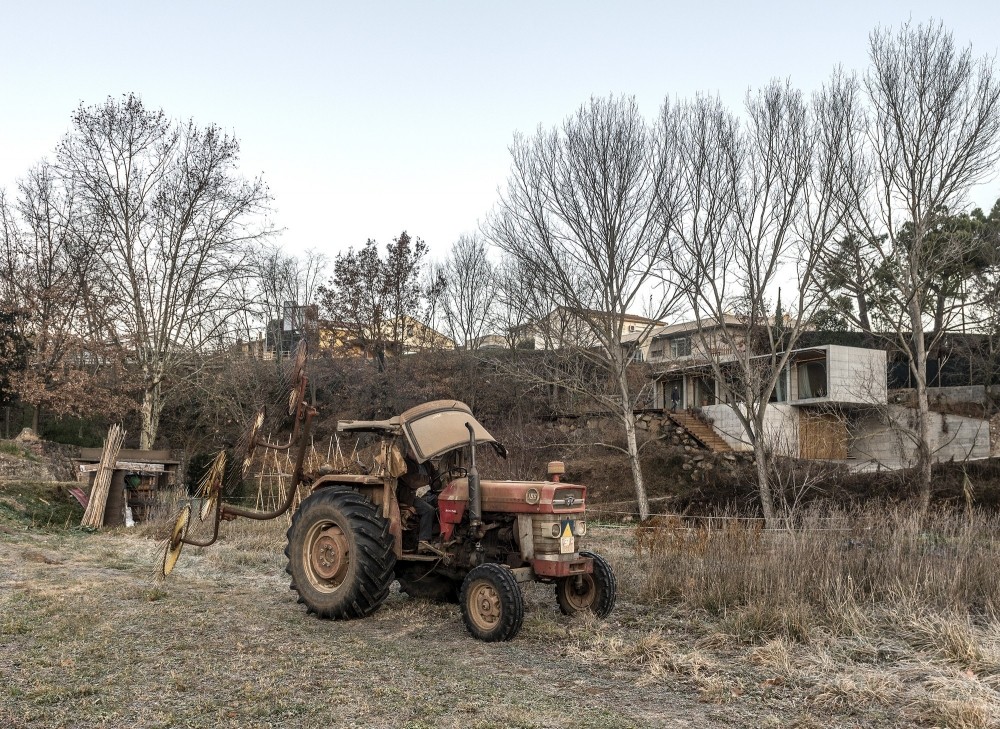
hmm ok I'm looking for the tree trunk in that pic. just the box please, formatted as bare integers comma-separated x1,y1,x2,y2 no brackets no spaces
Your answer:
617,371,649,520
856,290,872,333
31,404,40,433
910,299,933,516
753,429,777,528
140,380,164,450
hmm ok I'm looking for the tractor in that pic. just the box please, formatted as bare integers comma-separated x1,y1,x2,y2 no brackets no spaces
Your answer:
162,344,616,641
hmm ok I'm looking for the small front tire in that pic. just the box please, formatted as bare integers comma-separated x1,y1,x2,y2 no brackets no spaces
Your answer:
555,550,616,618
460,563,524,642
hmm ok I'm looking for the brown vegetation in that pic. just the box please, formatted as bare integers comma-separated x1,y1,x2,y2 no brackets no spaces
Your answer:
4,481,1000,727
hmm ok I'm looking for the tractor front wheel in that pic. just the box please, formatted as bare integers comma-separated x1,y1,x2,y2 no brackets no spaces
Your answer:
460,563,524,642
555,550,617,618
285,488,396,619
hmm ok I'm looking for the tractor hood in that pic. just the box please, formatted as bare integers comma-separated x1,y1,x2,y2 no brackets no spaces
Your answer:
398,400,497,463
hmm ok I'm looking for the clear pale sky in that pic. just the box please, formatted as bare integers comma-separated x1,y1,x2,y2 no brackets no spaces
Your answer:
2,1,998,262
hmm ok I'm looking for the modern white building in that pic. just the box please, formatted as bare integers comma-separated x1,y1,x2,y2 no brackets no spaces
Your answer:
653,344,990,468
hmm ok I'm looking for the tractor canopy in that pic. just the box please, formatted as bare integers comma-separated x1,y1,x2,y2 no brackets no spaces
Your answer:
398,400,497,463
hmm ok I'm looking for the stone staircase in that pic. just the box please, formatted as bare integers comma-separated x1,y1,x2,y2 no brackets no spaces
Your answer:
666,411,733,453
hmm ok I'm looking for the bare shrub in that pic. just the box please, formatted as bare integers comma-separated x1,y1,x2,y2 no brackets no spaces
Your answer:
640,505,1000,644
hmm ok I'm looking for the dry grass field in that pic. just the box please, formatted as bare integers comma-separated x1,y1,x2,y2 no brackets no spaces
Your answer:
2,485,1000,728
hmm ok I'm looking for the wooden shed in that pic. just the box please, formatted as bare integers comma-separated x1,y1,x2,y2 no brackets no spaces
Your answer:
73,448,182,526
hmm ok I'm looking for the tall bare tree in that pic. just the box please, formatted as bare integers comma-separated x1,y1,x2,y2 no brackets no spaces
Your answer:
832,21,1000,512
488,95,682,519
489,256,540,350
440,234,496,349
669,80,847,524
56,94,274,448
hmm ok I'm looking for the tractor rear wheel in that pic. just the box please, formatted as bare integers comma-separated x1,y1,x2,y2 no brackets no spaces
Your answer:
285,487,395,619
555,550,616,618
460,563,524,642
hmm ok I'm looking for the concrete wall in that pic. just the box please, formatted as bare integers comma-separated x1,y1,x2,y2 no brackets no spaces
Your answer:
703,403,799,456
849,405,990,467
701,398,989,467
829,345,886,404
890,385,989,409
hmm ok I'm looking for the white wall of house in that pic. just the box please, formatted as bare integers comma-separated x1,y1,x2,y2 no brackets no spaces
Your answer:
828,345,886,404
703,403,799,455
849,405,990,467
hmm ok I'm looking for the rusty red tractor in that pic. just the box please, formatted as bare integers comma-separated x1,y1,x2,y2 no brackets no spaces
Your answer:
163,348,616,641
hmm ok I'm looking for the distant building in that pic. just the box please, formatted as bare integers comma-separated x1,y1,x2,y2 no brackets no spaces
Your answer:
513,306,665,353
469,333,510,350
318,316,454,357
644,315,746,366
241,302,318,361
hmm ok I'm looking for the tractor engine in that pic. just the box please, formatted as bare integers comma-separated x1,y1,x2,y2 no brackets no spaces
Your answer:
438,471,592,579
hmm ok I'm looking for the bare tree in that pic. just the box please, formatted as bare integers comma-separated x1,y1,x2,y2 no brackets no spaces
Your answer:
832,21,1000,513
489,254,560,350
421,258,448,336
487,95,682,519
669,80,847,525
56,94,274,448
440,234,496,349
242,245,328,358
0,166,130,429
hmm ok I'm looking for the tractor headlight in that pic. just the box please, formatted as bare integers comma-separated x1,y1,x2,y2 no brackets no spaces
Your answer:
574,521,587,536
525,488,540,505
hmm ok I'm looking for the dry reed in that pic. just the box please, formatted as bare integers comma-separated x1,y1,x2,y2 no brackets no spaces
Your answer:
639,505,1000,644
80,423,125,528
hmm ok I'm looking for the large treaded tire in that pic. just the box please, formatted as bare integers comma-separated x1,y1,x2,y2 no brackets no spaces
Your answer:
460,563,524,642
285,488,396,619
555,550,617,618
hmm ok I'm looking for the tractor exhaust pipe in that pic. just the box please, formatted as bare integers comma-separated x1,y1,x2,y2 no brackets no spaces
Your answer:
465,422,483,532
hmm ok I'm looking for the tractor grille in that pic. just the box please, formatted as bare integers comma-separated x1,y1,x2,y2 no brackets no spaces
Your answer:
551,487,584,510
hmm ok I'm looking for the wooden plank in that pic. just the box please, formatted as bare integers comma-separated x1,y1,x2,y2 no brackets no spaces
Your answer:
115,461,165,472
78,461,165,473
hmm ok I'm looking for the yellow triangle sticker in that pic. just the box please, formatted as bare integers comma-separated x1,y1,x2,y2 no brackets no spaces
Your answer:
562,522,573,538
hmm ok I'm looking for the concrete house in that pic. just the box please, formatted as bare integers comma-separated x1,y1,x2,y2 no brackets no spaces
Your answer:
652,338,990,468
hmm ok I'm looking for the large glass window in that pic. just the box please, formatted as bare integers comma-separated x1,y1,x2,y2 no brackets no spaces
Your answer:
695,377,716,406
797,361,827,399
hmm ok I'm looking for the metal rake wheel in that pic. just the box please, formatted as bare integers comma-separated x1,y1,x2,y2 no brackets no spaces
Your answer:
161,504,192,577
